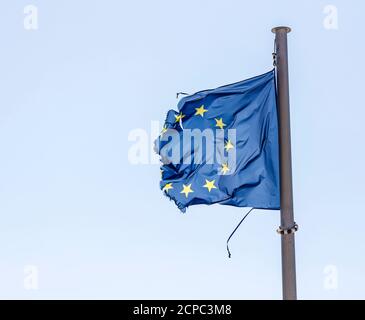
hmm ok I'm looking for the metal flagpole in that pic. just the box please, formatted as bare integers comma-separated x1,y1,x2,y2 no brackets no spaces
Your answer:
271,26,297,300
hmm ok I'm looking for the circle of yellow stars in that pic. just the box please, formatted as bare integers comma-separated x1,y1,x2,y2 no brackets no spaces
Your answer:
161,103,235,198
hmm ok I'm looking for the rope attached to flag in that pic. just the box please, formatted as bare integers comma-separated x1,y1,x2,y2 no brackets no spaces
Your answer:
226,208,255,258
176,92,189,99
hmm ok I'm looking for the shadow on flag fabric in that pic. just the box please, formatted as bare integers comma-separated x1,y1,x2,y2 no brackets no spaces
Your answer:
156,70,280,212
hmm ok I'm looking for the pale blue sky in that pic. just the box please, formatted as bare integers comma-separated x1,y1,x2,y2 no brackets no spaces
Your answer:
0,0,364,299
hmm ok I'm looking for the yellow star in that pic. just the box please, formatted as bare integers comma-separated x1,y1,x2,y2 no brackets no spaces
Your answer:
162,183,173,193
175,112,185,123
215,118,226,129
203,179,217,192
160,125,168,136
180,184,194,198
224,140,234,151
195,105,208,117
221,163,230,175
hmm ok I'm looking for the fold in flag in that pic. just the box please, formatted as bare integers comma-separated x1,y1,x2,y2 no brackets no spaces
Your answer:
156,70,280,212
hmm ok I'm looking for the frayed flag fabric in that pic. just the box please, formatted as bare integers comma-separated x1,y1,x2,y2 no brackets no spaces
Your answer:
156,70,280,212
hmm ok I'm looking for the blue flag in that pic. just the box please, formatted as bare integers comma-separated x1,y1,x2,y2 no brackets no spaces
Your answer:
156,70,280,212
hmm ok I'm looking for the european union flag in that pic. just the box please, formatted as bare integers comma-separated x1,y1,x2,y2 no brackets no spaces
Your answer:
157,70,280,212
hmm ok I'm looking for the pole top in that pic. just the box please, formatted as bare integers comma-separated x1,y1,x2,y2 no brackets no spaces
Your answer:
271,26,291,33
